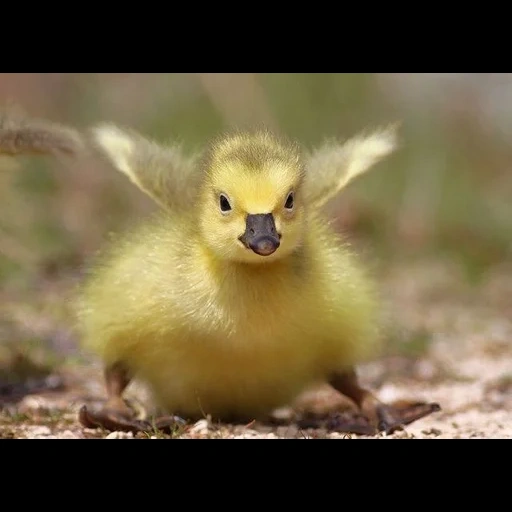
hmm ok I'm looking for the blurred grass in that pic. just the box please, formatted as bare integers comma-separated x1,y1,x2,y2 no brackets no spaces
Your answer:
0,73,511,363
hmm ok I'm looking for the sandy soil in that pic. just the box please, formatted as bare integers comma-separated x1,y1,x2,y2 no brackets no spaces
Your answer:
1,259,511,439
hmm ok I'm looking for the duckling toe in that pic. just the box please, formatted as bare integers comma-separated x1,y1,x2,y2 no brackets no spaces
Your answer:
375,401,441,434
151,415,188,433
78,402,150,433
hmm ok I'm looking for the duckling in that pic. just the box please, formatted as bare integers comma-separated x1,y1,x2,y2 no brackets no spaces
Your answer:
0,111,440,435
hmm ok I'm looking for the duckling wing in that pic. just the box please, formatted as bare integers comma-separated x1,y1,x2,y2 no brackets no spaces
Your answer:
91,124,201,212
304,124,399,209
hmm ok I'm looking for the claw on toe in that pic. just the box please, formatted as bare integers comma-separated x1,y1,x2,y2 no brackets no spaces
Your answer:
376,401,441,434
152,415,188,433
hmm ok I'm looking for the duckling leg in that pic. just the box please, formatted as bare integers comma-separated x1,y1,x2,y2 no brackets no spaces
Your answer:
79,362,186,434
78,362,148,432
328,367,441,435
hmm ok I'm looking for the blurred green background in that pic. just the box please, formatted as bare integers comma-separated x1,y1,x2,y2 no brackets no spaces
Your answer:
1,73,511,367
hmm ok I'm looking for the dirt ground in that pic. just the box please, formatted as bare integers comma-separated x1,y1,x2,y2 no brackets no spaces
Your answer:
1,259,511,439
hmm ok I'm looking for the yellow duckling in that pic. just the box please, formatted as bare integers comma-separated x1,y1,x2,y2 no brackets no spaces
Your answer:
0,111,439,434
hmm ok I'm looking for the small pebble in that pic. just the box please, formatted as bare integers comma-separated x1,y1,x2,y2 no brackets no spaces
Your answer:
422,428,442,436
105,431,134,439
18,396,47,411
189,419,209,434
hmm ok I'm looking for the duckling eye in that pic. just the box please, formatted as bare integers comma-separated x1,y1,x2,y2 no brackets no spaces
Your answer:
219,194,232,213
285,192,294,210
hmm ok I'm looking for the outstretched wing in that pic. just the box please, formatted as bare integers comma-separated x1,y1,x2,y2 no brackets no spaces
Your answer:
91,124,202,212
304,124,399,209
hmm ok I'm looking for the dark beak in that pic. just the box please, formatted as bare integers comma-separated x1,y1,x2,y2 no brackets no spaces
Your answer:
239,214,281,256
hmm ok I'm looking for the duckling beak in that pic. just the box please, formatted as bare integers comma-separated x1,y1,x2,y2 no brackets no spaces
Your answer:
239,214,281,256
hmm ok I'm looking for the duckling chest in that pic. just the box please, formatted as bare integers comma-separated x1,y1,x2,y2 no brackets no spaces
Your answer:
186,263,318,342
181,269,327,369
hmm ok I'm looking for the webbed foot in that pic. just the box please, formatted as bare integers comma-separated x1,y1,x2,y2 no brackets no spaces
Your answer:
298,400,440,435
328,367,441,435
78,399,148,433
79,402,187,434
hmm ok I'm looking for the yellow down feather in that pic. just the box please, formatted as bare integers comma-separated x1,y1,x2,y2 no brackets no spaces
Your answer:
77,127,398,419
91,124,199,212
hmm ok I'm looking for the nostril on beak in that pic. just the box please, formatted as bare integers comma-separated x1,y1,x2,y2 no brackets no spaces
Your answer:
243,214,280,256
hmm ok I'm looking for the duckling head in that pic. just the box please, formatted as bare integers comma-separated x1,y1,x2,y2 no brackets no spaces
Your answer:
199,131,306,264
